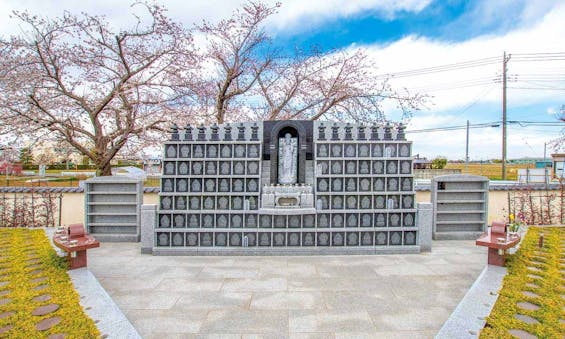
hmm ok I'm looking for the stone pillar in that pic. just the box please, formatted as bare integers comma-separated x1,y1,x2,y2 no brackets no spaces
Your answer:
141,204,157,254
417,202,433,252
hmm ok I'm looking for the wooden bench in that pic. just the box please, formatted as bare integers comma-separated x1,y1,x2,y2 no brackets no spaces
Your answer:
53,224,100,270
475,221,520,266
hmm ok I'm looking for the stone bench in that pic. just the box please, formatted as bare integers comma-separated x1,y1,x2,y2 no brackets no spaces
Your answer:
53,224,100,270
476,221,520,266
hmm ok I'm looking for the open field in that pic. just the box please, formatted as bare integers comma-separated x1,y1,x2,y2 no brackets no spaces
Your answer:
446,163,536,181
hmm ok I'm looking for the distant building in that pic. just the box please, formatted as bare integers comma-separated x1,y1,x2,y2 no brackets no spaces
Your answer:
552,153,565,178
413,154,432,169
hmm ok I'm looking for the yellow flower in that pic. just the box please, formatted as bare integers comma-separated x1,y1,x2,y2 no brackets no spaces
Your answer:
509,213,515,222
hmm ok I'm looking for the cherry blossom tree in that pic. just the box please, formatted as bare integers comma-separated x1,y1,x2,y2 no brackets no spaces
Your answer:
0,3,197,175
196,1,279,124
197,1,424,124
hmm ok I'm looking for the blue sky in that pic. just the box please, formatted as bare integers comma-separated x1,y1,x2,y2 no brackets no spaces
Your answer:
0,0,563,160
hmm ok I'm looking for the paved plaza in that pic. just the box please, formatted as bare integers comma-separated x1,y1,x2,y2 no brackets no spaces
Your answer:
88,241,486,338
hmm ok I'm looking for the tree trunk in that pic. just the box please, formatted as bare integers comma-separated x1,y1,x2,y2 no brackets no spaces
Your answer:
97,162,112,176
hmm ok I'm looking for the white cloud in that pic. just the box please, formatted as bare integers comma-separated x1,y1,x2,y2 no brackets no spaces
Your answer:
0,0,431,37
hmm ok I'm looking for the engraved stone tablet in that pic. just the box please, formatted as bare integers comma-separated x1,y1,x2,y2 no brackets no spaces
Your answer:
235,145,245,157
333,214,343,227
161,197,171,210
362,232,373,245
403,196,413,209
332,178,342,191
346,196,357,209
191,179,201,192
318,214,329,227
401,161,411,174
194,145,203,157
176,197,185,210
274,233,285,246
347,178,356,192
178,162,189,175
180,145,190,158
318,144,328,157
173,233,184,246
216,233,226,246
361,196,371,209
187,233,197,246
318,179,328,192
221,145,231,158
361,214,371,227
375,196,385,209
216,214,228,228
345,145,355,157
174,215,184,228
160,214,170,227
204,197,214,209
347,214,357,227
347,232,358,246
220,162,230,175
203,215,213,228
318,233,329,246
234,162,244,175
388,178,398,191
304,233,314,245
289,233,299,246
359,144,369,157
405,232,415,245
360,178,370,191
373,161,383,174
205,179,215,192
189,215,199,228
158,233,169,246
233,179,243,192
404,213,414,226
402,178,412,191
248,145,258,157
390,232,401,245
248,161,258,174
376,214,385,226
387,161,397,174
333,196,343,209
376,232,387,245
232,215,242,228
190,197,200,210
165,162,175,175
390,214,400,226
359,161,369,174
219,179,229,192
207,145,217,157
192,162,202,175
166,145,176,158
400,144,409,157
259,233,270,246
333,233,344,245
346,161,356,174
331,144,342,157
332,161,342,174
201,233,212,246
163,179,173,192
232,197,243,209
206,162,216,175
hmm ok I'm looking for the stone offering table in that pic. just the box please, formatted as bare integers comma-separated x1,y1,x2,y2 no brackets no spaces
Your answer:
53,224,100,269
476,221,519,266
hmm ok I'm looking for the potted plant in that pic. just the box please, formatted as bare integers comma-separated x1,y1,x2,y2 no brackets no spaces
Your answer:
507,212,524,236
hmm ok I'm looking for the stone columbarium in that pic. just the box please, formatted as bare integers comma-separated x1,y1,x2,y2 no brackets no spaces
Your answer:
154,120,418,254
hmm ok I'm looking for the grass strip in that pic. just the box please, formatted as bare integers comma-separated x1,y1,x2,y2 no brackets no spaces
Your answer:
0,228,99,338
481,226,565,338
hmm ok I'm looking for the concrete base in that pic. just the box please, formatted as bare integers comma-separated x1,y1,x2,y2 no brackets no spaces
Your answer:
152,245,421,256
94,234,140,242
433,232,484,241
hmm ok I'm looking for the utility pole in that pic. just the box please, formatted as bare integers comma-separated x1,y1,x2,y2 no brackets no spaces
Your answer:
502,52,510,180
465,120,470,173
